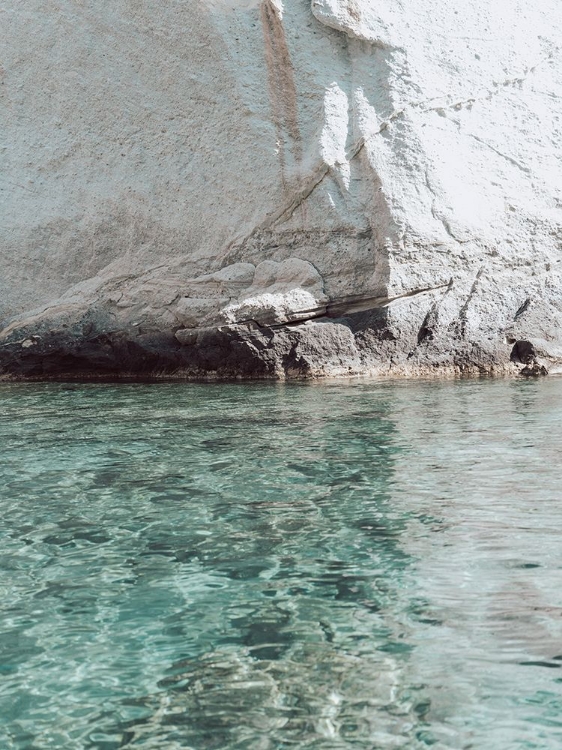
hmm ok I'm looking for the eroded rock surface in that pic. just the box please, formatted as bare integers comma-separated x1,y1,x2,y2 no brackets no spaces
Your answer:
2,0,562,379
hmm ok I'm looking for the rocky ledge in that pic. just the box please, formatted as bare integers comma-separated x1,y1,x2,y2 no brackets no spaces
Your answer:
1,273,561,380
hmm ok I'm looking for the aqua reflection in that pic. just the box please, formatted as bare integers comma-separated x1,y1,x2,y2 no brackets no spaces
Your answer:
0,380,561,749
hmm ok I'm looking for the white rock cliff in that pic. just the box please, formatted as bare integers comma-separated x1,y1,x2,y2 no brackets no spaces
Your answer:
2,0,562,378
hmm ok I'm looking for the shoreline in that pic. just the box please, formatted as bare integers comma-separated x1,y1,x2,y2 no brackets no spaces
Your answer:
0,360,542,384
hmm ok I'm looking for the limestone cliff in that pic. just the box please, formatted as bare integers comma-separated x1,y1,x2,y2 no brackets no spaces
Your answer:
2,0,562,379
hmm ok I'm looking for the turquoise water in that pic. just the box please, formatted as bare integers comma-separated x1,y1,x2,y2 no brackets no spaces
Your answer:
1,379,562,749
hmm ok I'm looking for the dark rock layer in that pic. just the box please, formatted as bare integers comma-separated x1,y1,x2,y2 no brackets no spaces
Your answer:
0,310,543,381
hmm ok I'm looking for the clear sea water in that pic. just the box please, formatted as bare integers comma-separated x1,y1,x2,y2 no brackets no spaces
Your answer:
1,378,562,750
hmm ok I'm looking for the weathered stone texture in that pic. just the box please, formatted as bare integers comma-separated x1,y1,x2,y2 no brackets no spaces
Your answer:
2,0,562,378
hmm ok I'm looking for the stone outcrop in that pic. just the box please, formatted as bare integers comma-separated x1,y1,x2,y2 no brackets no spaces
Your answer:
2,0,562,379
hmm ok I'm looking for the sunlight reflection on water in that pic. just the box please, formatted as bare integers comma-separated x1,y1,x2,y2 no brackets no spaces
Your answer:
0,378,561,749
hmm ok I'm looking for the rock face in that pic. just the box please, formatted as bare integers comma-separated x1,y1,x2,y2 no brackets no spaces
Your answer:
2,0,562,379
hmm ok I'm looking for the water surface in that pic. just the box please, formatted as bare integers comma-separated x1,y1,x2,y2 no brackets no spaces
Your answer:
1,378,562,749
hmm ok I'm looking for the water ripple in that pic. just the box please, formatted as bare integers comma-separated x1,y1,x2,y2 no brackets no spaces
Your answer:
0,379,561,748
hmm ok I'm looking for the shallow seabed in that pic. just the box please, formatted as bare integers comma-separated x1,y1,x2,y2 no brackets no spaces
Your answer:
1,378,561,749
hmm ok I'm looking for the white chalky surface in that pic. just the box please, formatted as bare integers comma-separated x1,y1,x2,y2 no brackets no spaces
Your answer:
2,0,562,375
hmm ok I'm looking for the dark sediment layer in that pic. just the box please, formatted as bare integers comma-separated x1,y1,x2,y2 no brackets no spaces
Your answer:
0,305,551,381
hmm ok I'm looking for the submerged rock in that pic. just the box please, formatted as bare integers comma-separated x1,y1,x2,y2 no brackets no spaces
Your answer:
2,0,562,379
